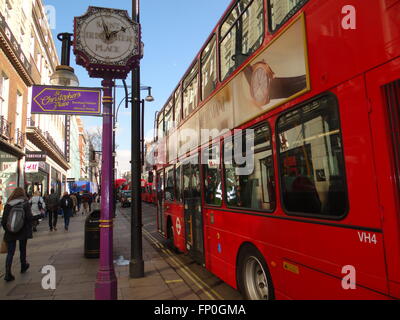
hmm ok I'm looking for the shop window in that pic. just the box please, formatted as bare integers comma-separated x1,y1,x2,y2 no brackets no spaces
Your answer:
224,123,275,211
220,0,264,80
277,95,348,217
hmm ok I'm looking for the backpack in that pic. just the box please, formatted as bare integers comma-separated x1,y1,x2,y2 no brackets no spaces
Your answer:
6,202,26,233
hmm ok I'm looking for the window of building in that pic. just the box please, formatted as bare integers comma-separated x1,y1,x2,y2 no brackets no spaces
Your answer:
201,35,217,101
203,145,222,206
220,0,264,81
277,95,348,218
224,123,275,211
15,91,23,131
0,73,9,119
183,63,199,120
165,167,175,202
267,0,308,32
174,86,182,126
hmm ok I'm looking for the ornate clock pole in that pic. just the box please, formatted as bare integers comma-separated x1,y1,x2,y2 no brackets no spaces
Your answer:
74,6,141,300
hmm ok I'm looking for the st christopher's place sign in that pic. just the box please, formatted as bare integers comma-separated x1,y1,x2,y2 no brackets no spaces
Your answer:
31,85,102,116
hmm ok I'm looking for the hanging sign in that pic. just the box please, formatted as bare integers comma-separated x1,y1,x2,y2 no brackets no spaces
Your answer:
31,85,102,116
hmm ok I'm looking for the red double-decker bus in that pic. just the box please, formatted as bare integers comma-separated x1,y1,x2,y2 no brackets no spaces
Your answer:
153,0,400,299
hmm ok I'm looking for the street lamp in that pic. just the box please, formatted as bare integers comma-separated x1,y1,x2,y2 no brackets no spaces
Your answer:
50,33,79,87
49,32,79,196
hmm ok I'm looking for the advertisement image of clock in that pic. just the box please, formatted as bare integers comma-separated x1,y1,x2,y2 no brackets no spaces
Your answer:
244,60,308,108
74,7,141,78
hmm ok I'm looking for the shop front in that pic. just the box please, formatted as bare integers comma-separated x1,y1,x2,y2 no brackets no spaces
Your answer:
0,150,19,218
51,167,62,197
24,161,50,197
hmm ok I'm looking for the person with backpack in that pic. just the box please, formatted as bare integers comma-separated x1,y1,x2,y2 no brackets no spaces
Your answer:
29,191,45,232
47,188,60,231
60,192,73,231
1,187,33,282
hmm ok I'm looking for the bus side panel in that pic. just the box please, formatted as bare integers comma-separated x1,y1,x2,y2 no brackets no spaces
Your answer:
366,57,400,297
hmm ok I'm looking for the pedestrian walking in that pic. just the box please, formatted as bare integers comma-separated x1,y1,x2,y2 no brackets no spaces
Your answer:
87,193,93,213
82,192,90,215
70,193,77,216
47,189,60,231
43,191,49,218
29,191,45,232
60,192,73,231
76,192,82,214
1,188,32,282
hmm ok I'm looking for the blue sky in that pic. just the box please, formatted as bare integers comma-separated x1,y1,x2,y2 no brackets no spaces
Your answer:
44,0,231,174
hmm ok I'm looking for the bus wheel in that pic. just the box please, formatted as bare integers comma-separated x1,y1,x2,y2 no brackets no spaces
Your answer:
237,245,274,300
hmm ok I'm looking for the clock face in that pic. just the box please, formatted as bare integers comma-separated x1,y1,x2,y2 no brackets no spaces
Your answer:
250,63,273,107
78,10,138,65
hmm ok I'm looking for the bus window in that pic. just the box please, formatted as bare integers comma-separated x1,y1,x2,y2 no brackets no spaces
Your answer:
174,86,182,126
268,0,308,33
220,0,264,81
183,64,199,119
202,145,222,206
165,99,174,134
201,35,217,101
224,123,275,211
157,111,164,140
176,164,182,202
277,95,348,218
165,167,175,202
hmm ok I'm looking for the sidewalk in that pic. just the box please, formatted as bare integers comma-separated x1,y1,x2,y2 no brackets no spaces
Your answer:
0,204,201,300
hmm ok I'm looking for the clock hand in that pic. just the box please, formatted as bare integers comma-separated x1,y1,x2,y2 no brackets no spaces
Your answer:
109,26,127,39
101,16,110,40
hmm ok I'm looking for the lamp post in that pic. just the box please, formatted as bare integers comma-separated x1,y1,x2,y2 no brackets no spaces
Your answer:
49,33,79,196
130,0,144,278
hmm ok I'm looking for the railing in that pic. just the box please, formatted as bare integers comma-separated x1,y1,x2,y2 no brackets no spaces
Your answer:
45,131,66,158
0,116,11,140
26,117,36,127
14,128,25,148
26,118,67,160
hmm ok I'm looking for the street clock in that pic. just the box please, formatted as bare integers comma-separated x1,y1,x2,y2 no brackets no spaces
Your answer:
74,6,141,79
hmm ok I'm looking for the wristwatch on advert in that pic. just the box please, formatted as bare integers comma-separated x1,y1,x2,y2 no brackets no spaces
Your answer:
244,61,307,107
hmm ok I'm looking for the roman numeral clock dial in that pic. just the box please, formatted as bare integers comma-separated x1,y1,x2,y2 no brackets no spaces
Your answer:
74,7,140,79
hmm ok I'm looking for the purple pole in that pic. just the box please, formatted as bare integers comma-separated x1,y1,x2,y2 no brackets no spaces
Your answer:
95,78,118,300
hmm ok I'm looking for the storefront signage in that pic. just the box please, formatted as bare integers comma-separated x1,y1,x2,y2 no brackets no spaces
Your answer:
31,85,102,116
25,162,39,173
26,151,47,162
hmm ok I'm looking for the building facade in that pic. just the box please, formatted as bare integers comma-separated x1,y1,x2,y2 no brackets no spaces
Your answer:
0,0,82,217
0,0,34,214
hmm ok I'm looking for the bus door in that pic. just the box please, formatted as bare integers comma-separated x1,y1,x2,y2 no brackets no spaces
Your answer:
156,170,165,235
182,158,204,264
366,57,400,295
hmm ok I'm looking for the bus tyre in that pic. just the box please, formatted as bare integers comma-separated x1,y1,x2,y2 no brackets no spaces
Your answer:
237,245,274,300
167,219,177,252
